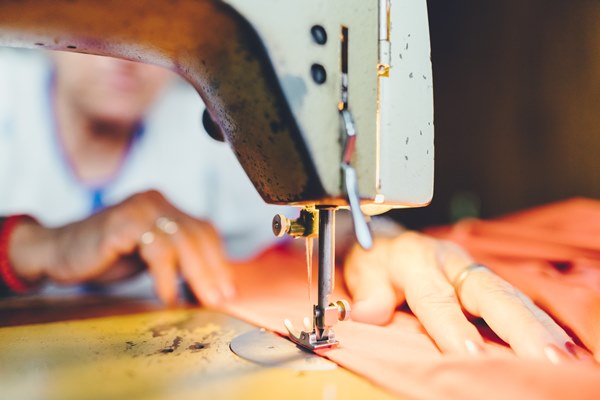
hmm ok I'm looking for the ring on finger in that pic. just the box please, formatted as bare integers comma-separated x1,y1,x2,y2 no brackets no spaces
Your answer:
452,263,490,297
155,216,179,235
139,230,156,246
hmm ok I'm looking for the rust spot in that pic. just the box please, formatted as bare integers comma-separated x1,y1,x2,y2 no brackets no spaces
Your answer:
158,336,183,354
188,342,209,352
171,336,183,350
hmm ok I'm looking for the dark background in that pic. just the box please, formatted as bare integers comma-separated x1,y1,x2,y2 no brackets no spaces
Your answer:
397,0,600,229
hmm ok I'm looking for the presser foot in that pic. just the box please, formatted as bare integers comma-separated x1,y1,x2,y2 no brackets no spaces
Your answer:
283,299,350,351
284,319,338,351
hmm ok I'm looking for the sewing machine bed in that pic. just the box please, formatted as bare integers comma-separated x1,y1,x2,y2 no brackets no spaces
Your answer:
0,294,396,400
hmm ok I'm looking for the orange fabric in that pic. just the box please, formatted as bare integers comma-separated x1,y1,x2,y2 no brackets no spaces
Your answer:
221,198,600,399
426,198,600,354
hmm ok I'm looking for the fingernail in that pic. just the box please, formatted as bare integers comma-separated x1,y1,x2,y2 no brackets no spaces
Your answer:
565,341,595,363
544,344,571,365
205,289,222,305
221,283,236,300
464,339,485,356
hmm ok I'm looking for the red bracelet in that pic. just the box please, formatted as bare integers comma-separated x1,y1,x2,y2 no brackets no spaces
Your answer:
0,215,35,293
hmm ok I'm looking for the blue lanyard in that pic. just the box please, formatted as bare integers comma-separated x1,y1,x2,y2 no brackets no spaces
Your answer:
90,188,105,213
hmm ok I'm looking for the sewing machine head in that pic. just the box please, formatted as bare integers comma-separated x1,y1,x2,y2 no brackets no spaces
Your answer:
0,0,433,212
0,0,433,350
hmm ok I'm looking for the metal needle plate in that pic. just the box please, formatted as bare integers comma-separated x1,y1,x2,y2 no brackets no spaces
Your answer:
230,328,337,371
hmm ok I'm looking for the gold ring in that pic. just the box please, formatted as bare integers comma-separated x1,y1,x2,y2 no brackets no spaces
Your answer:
155,217,178,235
452,263,489,296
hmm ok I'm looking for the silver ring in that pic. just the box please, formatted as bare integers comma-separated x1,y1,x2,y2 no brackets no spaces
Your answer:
155,216,178,235
139,231,155,246
452,263,490,296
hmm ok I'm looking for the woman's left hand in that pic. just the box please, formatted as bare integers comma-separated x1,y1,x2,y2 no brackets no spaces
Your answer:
344,231,586,362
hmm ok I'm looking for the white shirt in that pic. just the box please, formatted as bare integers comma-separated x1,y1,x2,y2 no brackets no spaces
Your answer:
0,49,289,263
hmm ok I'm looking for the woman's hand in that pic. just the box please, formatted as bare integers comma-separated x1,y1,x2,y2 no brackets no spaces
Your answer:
344,231,589,362
9,190,235,306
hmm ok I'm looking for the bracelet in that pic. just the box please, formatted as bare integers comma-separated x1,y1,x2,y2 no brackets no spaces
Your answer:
0,215,36,293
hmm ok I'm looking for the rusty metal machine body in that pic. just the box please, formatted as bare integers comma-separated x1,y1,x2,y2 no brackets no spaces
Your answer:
0,0,434,350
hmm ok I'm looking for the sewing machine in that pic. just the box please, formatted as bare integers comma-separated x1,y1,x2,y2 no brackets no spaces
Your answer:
0,0,433,351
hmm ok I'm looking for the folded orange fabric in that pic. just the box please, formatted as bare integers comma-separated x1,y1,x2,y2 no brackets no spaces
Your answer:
221,198,600,399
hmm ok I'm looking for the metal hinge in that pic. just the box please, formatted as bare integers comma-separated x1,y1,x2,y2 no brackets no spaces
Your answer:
378,0,391,77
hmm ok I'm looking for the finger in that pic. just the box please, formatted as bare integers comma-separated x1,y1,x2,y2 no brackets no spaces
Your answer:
169,225,229,307
391,234,485,355
345,262,399,326
344,242,402,325
135,192,234,305
189,222,235,300
138,232,179,305
438,240,582,362
459,269,574,361
97,199,156,260
120,192,212,304
403,269,485,355
105,191,234,306
90,256,145,284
